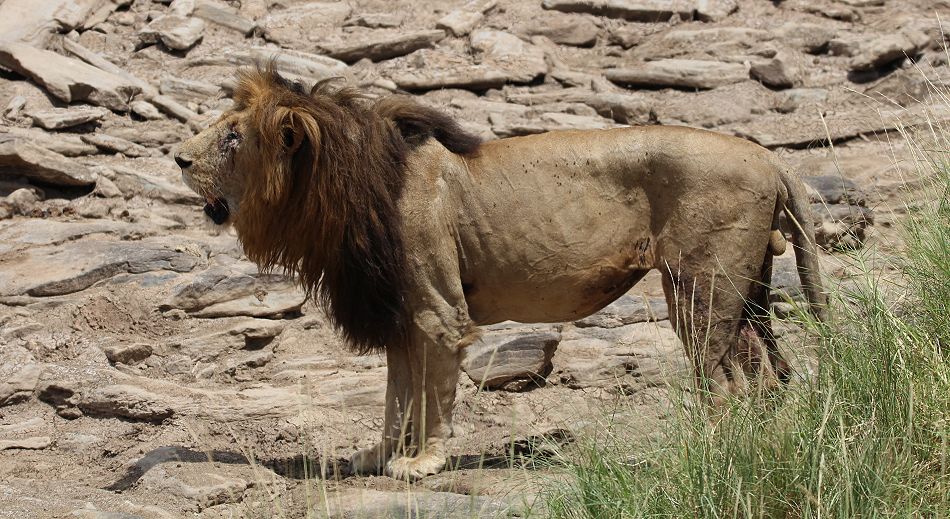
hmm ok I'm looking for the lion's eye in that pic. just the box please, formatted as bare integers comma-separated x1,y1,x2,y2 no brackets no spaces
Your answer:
220,129,242,152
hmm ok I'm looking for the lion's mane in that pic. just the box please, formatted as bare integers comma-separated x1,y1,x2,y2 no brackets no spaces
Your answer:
232,68,480,353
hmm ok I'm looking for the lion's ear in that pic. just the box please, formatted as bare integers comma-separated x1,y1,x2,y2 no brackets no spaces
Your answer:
281,109,319,156
261,108,320,204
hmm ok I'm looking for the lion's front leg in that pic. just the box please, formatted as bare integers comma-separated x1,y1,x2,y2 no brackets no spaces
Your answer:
349,346,411,475
386,311,470,480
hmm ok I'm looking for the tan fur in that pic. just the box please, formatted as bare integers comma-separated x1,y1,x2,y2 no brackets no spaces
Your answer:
177,70,825,480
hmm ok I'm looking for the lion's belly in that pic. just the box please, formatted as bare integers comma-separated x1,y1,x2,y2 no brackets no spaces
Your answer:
465,267,651,325
458,195,656,325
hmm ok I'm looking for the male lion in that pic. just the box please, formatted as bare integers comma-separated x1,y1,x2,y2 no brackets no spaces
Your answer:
176,68,825,480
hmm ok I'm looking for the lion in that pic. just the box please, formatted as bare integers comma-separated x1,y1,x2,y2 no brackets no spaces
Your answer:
175,67,826,481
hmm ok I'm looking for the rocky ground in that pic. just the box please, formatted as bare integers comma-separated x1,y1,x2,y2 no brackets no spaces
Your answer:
0,0,945,517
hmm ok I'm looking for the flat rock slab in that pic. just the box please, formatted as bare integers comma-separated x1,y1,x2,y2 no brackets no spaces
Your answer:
0,436,51,451
164,264,306,318
139,15,206,51
491,111,616,137
0,139,96,186
0,126,99,156
259,2,353,45
724,102,950,149
0,219,133,254
81,133,150,158
0,363,44,407
507,88,651,124
0,0,88,46
607,59,748,90
391,64,509,92
109,164,202,204
462,325,561,390
0,239,201,297
0,43,140,112
29,106,109,130
193,1,257,35
318,29,445,63
851,30,929,72
187,47,349,83
471,29,548,84
574,295,669,328
78,385,174,422
542,0,694,21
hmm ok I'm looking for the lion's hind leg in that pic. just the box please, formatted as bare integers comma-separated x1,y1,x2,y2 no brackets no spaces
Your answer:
659,242,783,402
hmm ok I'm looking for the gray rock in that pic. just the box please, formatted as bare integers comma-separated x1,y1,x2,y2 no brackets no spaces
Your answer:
193,0,257,35
0,239,201,297
159,76,221,102
607,25,644,49
527,17,600,47
775,88,828,113
318,30,445,63
108,164,202,203
851,30,929,71
436,1,496,36
0,219,132,253
130,100,164,120
724,102,948,149
29,106,109,130
574,295,669,328
695,0,738,21
750,51,802,89
462,325,561,390
79,385,174,422
3,95,27,119
0,139,97,186
186,47,349,83
0,0,84,46
0,126,98,156
471,30,548,83
491,111,615,137
103,343,153,365
0,436,51,451
3,188,40,215
507,88,652,124
0,363,44,407
0,42,141,112
542,0,694,22
776,22,836,54
607,59,749,90
391,63,509,92
82,133,150,158
803,175,867,206
162,264,305,318
139,15,206,51
150,94,200,123
260,2,352,44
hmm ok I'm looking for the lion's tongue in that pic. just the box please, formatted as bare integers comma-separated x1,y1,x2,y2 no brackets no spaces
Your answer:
203,198,230,225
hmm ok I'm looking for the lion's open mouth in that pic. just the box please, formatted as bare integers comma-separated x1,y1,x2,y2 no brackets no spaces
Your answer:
204,197,230,225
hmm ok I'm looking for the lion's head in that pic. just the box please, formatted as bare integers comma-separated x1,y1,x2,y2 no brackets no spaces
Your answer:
175,69,329,227
175,66,480,353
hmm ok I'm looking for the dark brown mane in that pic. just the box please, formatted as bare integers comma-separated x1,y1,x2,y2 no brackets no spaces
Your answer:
232,67,480,353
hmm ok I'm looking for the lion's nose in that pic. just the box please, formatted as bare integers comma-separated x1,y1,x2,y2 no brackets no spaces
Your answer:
174,153,192,170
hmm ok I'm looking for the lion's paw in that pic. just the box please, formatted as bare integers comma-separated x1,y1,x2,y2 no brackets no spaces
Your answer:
349,444,390,475
386,452,446,480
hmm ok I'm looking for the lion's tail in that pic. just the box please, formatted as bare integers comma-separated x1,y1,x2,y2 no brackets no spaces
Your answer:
776,163,828,321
